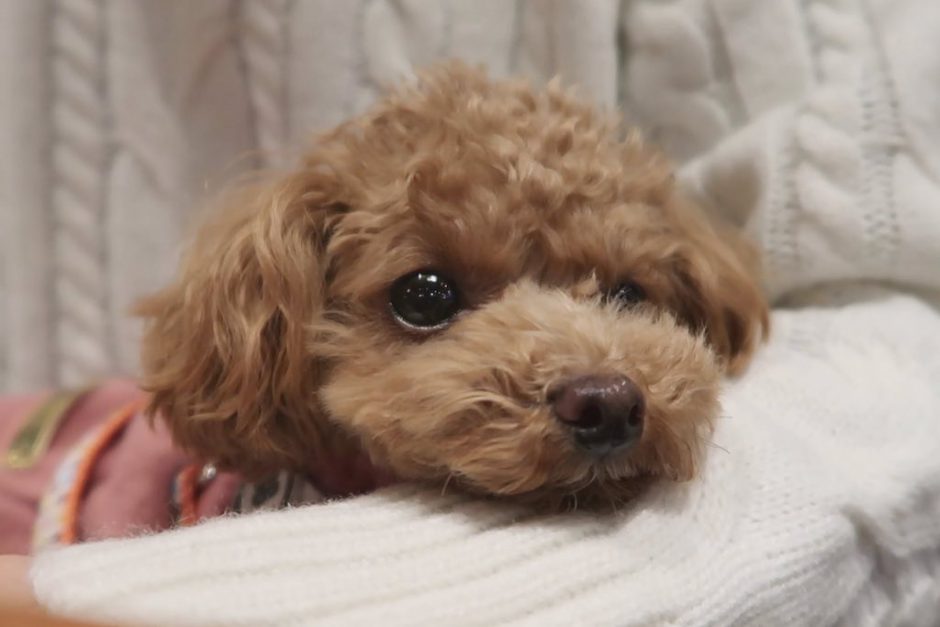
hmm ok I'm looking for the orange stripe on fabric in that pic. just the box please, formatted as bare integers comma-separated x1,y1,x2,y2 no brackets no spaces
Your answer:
60,400,145,545
177,463,202,527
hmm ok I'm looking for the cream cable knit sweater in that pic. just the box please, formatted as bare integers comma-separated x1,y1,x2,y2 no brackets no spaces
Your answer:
5,0,940,389
30,289,940,626
0,0,620,391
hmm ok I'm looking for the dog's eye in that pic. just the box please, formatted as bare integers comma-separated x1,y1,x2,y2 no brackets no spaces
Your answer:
390,270,461,330
607,282,646,308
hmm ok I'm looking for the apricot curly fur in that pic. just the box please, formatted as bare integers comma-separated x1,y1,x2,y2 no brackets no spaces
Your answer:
136,62,769,508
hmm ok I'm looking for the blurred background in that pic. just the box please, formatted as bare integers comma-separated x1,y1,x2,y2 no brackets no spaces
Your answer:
1,0,938,392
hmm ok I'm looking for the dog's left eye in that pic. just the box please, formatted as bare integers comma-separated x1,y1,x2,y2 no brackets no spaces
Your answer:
390,270,461,330
607,282,646,308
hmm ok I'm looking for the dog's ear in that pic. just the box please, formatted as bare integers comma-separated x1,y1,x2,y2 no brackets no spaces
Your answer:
667,197,769,376
136,170,341,476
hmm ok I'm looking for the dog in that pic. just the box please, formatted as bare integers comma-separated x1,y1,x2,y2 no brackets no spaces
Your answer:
139,62,768,509
1,63,767,554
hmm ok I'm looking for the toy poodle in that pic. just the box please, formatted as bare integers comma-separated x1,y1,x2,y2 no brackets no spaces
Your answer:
0,63,768,552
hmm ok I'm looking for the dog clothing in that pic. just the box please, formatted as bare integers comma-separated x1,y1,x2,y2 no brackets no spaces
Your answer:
0,380,373,554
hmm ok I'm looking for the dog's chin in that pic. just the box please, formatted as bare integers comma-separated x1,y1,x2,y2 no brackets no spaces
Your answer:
456,467,652,513
440,410,713,512
442,446,667,512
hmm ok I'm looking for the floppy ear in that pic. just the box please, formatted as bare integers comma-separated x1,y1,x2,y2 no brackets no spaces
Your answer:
136,171,340,476
667,197,770,376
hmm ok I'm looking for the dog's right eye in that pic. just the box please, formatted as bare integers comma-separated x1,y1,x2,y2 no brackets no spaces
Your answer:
607,281,647,309
390,270,461,331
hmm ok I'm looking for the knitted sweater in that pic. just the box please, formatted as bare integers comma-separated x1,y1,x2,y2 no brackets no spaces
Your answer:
5,0,939,390
29,288,940,626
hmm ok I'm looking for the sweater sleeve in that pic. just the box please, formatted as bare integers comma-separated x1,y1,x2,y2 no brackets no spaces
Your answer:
30,292,940,627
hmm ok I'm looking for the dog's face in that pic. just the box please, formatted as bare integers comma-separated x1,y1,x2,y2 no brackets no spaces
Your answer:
138,64,767,509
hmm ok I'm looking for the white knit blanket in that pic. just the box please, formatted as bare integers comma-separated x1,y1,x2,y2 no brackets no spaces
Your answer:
6,1,940,625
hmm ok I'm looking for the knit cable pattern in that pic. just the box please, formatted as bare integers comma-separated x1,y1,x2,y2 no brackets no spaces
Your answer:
238,0,292,168
769,0,862,275
50,0,112,387
770,0,901,288
856,0,902,268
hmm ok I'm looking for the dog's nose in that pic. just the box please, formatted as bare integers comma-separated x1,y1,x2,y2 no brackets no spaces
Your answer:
549,374,645,456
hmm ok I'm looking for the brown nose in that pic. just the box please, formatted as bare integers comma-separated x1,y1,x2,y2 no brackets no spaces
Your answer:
549,374,645,456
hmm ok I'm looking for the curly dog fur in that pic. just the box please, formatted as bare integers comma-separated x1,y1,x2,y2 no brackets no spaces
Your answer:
136,62,768,509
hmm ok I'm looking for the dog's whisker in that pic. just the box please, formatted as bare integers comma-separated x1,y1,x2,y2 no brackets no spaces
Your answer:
605,486,619,514
441,473,455,496
704,440,729,454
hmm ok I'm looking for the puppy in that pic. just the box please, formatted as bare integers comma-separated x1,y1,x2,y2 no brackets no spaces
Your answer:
0,64,768,554
138,62,768,510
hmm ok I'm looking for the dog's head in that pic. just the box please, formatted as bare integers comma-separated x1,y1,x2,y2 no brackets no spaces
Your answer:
137,63,768,508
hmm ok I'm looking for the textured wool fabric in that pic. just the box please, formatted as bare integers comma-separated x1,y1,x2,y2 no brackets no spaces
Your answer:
621,0,940,301
3,0,940,386
0,0,621,391
29,289,940,626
